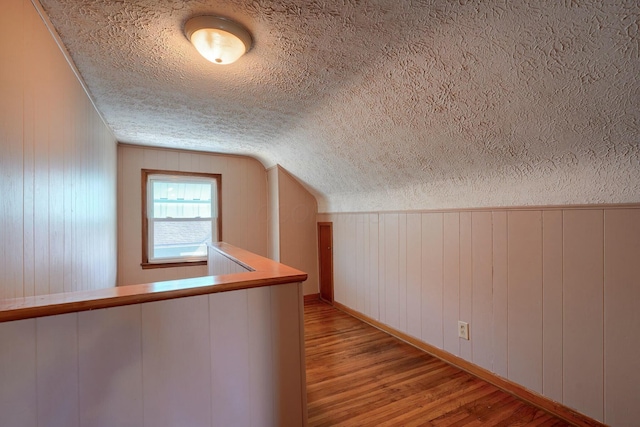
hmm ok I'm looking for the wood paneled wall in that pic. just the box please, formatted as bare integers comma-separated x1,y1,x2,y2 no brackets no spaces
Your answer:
117,145,268,286
267,166,319,295
0,0,117,299
0,282,306,427
207,245,252,274
272,166,319,295
267,167,280,262
318,206,640,426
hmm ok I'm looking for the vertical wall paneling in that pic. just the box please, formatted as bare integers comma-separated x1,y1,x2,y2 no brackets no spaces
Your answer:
275,166,318,295
270,283,305,426
72,99,81,291
471,212,493,371
563,210,604,421
398,214,408,333
323,206,640,425
420,213,444,348
491,211,509,378
178,150,192,172
0,319,36,427
207,247,252,275
247,286,275,424
0,0,12,297
369,213,380,320
348,214,359,309
248,161,269,257
1,0,117,299
154,147,167,169
118,147,143,285
542,210,563,402
239,158,253,250
33,81,50,294
342,214,353,305
330,215,340,302
363,213,371,318
37,313,79,427
443,212,460,356
406,213,422,340
48,44,65,295
142,296,212,427
604,209,640,426
78,305,143,427
221,157,241,248
165,146,180,170
70,93,80,292
332,215,345,304
1,0,25,299
383,213,400,329
75,95,86,292
32,7,52,295
297,286,308,424
2,283,307,427
229,157,249,249
209,290,250,427
378,213,386,322
355,214,366,314
22,2,36,297
507,210,543,393
254,161,268,257
459,212,473,360
339,214,349,308
267,167,280,261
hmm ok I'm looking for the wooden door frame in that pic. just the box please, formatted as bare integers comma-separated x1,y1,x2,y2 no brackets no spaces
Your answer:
317,222,334,303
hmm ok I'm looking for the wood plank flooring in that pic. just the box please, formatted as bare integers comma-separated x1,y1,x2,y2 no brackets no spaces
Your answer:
305,299,571,426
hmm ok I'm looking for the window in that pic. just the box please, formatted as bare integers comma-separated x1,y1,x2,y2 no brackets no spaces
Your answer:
142,170,221,268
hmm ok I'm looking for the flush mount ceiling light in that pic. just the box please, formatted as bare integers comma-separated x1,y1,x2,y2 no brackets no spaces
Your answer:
184,16,252,65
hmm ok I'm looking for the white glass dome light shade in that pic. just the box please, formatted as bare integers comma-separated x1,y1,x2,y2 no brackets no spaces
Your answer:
184,16,252,65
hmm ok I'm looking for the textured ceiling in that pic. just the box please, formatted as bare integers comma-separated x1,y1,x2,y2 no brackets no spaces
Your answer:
39,0,639,212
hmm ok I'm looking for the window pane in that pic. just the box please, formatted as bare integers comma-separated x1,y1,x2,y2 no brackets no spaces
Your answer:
152,219,211,259
152,181,212,219
143,171,220,265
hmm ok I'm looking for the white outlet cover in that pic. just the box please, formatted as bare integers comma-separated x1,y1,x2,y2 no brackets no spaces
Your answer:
458,321,470,340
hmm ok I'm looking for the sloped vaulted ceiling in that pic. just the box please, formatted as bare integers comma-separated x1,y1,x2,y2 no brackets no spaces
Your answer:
39,0,639,212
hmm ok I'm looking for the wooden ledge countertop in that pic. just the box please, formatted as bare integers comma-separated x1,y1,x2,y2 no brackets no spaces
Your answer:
0,243,307,323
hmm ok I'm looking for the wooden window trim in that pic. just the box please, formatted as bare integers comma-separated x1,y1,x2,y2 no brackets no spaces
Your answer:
141,169,222,269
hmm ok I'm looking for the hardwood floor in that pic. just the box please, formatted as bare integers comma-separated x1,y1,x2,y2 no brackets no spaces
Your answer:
305,299,570,427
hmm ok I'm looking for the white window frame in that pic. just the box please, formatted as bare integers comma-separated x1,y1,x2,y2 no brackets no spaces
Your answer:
142,169,222,268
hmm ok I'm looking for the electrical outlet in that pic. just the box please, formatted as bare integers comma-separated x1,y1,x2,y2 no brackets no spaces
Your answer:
458,321,469,340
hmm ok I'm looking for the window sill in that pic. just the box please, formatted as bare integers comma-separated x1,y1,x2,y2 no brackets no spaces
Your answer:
141,260,207,269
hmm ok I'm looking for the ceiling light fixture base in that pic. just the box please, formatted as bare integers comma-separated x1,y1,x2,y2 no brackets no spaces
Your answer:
184,16,252,65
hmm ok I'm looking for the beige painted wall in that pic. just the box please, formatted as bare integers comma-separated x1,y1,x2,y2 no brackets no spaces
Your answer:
267,167,280,262
0,282,306,427
117,145,269,286
319,206,640,426
268,166,319,295
0,0,117,298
